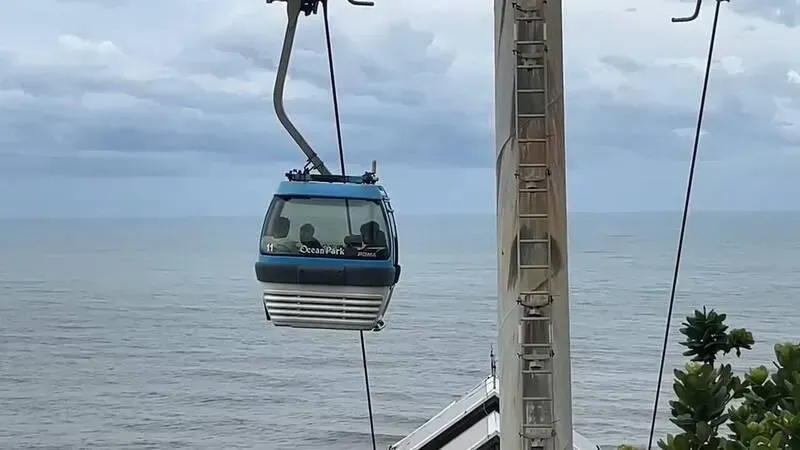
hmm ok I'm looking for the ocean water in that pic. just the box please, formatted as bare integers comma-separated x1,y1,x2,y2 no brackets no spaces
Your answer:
1,212,799,449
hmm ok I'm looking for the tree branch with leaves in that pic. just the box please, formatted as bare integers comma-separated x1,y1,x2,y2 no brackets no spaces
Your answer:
618,308,800,450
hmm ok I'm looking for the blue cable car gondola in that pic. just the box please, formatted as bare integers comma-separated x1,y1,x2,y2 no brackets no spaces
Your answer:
255,169,401,331
257,0,399,331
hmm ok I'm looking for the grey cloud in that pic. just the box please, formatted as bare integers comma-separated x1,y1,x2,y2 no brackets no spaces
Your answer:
567,91,785,169
53,0,128,4
599,55,646,74
1,0,798,179
41,154,184,178
671,0,800,27
1,9,486,175
565,55,800,167
730,0,800,27
170,47,256,80
200,18,457,105
0,152,182,177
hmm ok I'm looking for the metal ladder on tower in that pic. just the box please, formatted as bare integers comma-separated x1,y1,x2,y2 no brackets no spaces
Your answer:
513,1,556,449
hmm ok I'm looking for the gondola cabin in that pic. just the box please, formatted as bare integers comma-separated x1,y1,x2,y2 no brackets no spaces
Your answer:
255,170,401,331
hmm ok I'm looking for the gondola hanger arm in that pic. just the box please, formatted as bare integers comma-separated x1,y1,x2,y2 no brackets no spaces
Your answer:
265,0,376,176
671,0,729,23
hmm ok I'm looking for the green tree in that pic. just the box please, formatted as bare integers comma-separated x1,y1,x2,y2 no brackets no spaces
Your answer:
618,308,800,450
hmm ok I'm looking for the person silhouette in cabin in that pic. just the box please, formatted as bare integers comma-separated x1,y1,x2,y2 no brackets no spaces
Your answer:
342,221,388,258
262,216,295,253
299,223,322,249
360,221,387,247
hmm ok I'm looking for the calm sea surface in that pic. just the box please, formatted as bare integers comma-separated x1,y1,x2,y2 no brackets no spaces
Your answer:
2,212,799,449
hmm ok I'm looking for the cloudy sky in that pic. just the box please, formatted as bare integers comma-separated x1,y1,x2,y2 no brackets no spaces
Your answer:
0,0,798,217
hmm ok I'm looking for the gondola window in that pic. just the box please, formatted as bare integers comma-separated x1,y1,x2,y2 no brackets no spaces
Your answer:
261,196,390,260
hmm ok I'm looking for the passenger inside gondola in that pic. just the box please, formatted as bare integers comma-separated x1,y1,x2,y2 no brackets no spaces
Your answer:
343,220,388,258
299,223,322,249
362,220,388,259
360,221,387,247
262,216,296,253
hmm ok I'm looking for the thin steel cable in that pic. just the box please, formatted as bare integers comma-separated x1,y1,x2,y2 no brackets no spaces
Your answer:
321,2,377,449
646,2,725,448
360,331,378,450
322,0,347,178
321,0,353,233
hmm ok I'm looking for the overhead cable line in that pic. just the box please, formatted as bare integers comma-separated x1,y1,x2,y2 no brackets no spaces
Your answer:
647,1,729,449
